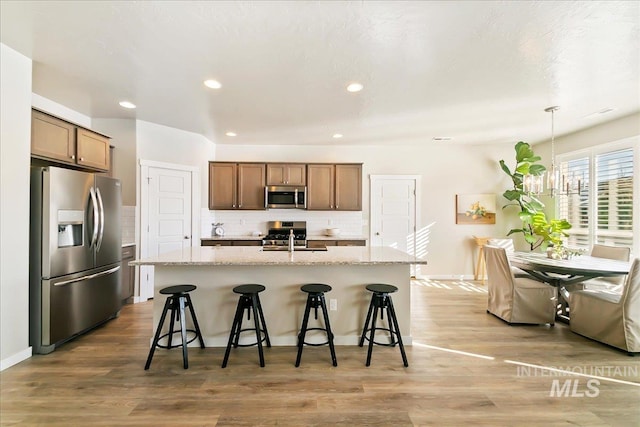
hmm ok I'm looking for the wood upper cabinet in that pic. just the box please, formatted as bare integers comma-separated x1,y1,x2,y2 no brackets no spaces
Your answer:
31,110,77,164
307,163,362,211
209,162,237,209
237,163,266,209
31,109,110,172
77,128,110,170
208,162,266,210
335,164,362,211
307,164,335,210
266,163,306,185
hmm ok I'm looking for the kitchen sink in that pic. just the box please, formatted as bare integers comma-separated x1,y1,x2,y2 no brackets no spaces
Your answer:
261,246,327,252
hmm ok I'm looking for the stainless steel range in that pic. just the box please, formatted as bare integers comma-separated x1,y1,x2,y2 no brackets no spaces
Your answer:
262,221,307,248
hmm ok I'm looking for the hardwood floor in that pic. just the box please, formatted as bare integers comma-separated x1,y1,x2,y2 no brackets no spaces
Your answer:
2,279,639,426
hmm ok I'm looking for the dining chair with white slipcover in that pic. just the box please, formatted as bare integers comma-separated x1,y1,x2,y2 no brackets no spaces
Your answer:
569,258,640,354
484,245,557,325
487,238,528,278
581,244,631,293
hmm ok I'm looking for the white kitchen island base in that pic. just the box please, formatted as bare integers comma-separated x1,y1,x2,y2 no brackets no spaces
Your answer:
131,246,428,347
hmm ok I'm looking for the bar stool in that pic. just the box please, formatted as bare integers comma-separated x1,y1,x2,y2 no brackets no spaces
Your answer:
222,284,271,368
144,284,205,370
295,283,337,367
359,284,408,367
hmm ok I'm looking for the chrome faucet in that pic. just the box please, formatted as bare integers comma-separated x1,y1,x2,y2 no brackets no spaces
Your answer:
288,229,295,252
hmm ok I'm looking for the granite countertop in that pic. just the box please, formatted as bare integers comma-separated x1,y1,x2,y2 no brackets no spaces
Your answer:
122,242,136,248
200,234,368,241
200,235,367,241
201,235,264,241
130,246,427,266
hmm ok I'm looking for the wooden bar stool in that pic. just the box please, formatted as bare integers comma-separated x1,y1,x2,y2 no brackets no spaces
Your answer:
295,283,337,367
222,284,271,368
144,284,205,370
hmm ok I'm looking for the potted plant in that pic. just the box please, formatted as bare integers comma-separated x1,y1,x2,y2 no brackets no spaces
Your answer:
499,141,572,252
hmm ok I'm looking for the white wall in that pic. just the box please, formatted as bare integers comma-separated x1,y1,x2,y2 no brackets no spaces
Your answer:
215,142,516,277
0,44,32,370
136,120,215,204
92,118,137,206
534,112,640,160
32,93,92,128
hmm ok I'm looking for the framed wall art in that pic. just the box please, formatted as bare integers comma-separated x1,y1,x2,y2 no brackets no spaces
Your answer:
456,194,496,225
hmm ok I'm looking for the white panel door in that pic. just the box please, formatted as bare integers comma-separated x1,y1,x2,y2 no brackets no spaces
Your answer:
140,166,193,300
370,176,418,254
148,167,192,256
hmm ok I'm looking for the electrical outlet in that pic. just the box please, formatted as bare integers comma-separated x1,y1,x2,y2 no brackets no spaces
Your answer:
330,299,337,311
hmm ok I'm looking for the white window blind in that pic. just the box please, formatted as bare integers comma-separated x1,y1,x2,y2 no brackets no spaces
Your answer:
558,157,590,248
595,148,634,247
557,145,636,253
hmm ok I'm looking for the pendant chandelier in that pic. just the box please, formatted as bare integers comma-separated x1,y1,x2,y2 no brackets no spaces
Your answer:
523,106,583,197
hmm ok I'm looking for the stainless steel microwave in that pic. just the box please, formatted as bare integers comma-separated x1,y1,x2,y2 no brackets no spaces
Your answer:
265,185,306,209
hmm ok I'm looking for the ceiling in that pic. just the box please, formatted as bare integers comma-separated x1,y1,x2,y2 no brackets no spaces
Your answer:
1,1,639,146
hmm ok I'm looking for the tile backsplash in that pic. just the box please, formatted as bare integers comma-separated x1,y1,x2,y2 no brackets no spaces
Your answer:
201,209,364,238
121,205,135,244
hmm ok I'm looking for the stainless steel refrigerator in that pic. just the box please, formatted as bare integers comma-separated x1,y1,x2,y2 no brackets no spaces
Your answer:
30,166,122,354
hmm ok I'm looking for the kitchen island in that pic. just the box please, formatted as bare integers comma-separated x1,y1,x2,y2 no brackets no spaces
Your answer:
131,246,427,346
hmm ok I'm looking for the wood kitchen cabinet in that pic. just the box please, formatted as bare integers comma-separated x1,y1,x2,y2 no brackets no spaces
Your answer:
31,109,111,172
201,239,262,247
266,163,306,185
121,245,136,303
208,162,266,210
307,239,366,248
76,128,110,170
307,163,362,211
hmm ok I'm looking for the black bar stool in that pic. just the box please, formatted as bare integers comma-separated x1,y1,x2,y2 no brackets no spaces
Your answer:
144,284,205,370
222,284,271,368
295,283,337,367
359,283,408,367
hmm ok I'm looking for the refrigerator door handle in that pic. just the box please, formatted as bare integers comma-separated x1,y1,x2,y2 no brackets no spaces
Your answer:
89,187,99,248
96,187,105,252
53,265,121,287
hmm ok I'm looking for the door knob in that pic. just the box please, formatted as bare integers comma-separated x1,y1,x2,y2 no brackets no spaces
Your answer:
376,232,380,236
184,236,190,240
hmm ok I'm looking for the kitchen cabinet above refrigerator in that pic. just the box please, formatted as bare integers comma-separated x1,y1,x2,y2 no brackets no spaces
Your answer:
31,109,111,172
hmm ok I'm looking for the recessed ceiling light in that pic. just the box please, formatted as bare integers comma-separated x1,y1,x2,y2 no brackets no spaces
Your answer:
225,131,237,137
433,137,452,141
332,133,343,139
119,101,136,109
346,82,363,93
204,79,222,89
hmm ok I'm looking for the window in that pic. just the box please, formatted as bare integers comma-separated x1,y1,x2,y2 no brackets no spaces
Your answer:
556,138,639,257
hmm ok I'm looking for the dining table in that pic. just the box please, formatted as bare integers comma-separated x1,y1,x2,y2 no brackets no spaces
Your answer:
508,251,631,322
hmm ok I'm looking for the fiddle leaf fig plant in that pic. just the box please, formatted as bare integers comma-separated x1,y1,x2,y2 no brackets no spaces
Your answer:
499,141,572,251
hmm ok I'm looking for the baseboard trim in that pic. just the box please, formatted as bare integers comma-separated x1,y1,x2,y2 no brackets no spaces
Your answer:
1,347,32,371
415,274,479,281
